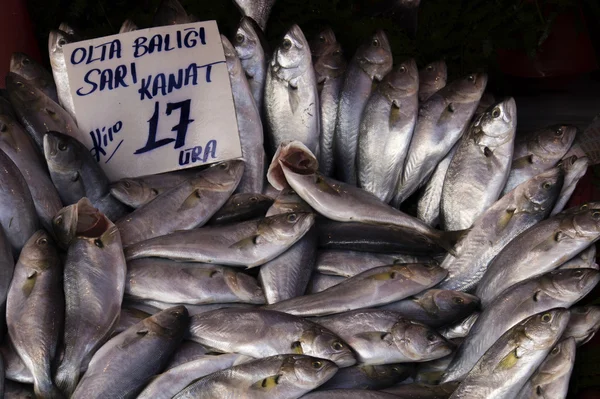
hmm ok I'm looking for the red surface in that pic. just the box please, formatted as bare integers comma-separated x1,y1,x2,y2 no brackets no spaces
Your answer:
0,0,43,88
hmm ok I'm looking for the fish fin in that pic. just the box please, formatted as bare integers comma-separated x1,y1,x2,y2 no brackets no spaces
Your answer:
511,155,533,170
291,341,304,354
178,189,202,212
22,271,37,297
315,175,342,196
288,81,300,113
229,235,260,251
252,374,281,390
370,271,400,280
496,208,516,233
118,329,147,349
495,349,519,371
354,331,394,344
389,104,402,129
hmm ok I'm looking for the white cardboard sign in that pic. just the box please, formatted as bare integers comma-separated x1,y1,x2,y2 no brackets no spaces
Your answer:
63,21,242,181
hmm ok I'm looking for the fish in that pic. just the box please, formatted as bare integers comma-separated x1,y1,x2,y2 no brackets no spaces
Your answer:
306,273,346,294
54,206,127,396
72,306,189,399
334,30,393,184
448,309,570,399
418,60,447,102
317,363,413,390
0,114,62,231
173,354,337,399
48,30,77,121
0,149,38,255
440,98,518,230
6,231,63,399
515,337,576,399
551,155,589,215
112,307,151,335
559,244,598,270
266,263,447,317
437,168,563,292
357,59,419,202
124,212,315,267
313,32,346,176
475,206,600,306
125,258,265,305
562,306,600,346
440,312,480,340
301,390,400,399
43,131,129,221
264,25,320,157
503,125,577,195
119,19,138,33
137,353,253,399
383,382,460,398
152,0,191,26
9,53,58,103
379,289,480,328
5,72,78,152
234,17,269,114
312,309,453,364
109,168,199,209
442,268,599,383
187,308,356,367
116,160,243,246
232,0,276,31
315,250,428,277
222,36,265,193
393,73,488,205
209,193,274,225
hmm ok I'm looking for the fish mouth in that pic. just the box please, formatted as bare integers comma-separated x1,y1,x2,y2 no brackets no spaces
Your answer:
331,351,357,368
75,198,110,238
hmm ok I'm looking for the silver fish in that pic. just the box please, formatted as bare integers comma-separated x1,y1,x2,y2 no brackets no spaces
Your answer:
440,312,480,340
232,0,276,31
6,231,63,399
222,36,265,193
418,60,447,102
563,306,600,346
124,212,315,267
266,263,447,317
316,250,427,277
318,363,412,390
9,52,58,103
438,168,563,292
357,59,419,202
559,244,598,270
393,73,488,205
334,30,393,184
187,308,356,367
551,155,589,215
116,160,243,246
440,97,517,230
48,30,77,121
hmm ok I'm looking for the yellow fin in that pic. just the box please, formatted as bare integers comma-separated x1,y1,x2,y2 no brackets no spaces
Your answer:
496,349,519,371
252,374,281,390
22,272,37,297
179,189,202,212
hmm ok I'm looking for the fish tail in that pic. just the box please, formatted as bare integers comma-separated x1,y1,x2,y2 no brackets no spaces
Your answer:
54,363,80,397
34,376,66,399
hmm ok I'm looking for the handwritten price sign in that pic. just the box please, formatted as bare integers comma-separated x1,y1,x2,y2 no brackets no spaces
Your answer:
63,21,242,181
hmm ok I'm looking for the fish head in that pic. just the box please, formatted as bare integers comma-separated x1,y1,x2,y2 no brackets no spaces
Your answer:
147,305,189,337
521,308,570,349
268,140,318,190
538,337,576,378
557,155,578,172
478,97,517,139
299,326,356,367
381,59,418,102
530,125,578,160
567,306,600,345
521,167,564,213
110,179,157,206
52,202,79,247
48,30,73,69
43,131,84,174
310,27,337,58
258,212,315,245
571,208,600,237
443,72,488,104
204,159,245,189
419,60,447,90
391,319,453,361
234,17,260,60
20,230,59,272
273,25,311,78
391,263,448,287
222,269,265,303
562,202,600,215
314,43,346,82
541,269,600,304
424,289,480,314
9,52,38,80
5,72,43,108
221,35,243,77
280,355,338,390
357,30,393,81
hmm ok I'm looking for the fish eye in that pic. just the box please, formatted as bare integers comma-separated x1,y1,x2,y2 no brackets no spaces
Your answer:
426,333,437,342
554,127,564,136
392,366,401,372
235,33,245,44
580,204,588,210
541,313,552,323
542,182,552,189
467,74,475,82
452,296,464,305
574,270,583,277
426,64,434,72
551,346,560,355
332,341,344,350
287,213,298,222
592,211,600,219
37,237,48,245
492,108,501,118
58,142,68,151
94,238,103,248
22,57,31,65
250,196,258,202
319,35,325,43
312,360,323,369
282,39,293,50
372,38,380,47
399,66,406,73
219,162,228,170
58,38,66,47
54,216,63,225
16,81,24,87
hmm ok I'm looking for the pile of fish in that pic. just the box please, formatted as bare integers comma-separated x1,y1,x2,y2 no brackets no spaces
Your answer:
0,0,598,398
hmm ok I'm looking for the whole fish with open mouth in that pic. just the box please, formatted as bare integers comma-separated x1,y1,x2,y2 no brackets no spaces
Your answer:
6,231,63,399
502,124,577,195
312,309,453,364
187,308,356,367
393,73,488,205
551,155,589,215
72,306,189,399
125,212,314,266
0,149,38,255
318,363,413,390
271,141,458,253
357,59,419,202
234,17,269,114
449,309,570,399
515,337,576,399
125,258,265,305
222,36,265,193
316,250,427,277
442,268,599,383
43,131,129,221
437,167,563,292
335,30,393,184
379,289,480,328
173,354,337,399
116,160,243,246
233,0,276,31
440,312,480,340
0,114,62,231
119,19,138,33
5,72,78,152
10,52,58,103
476,206,600,306
209,192,274,225
109,168,199,209
267,263,447,316
559,244,598,270
54,203,127,396
440,97,517,230
51,197,105,248
152,0,191,26
563,306,600,345
418,60,447,102
48,29,77,121
265,25,320,157
313,31,346,176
